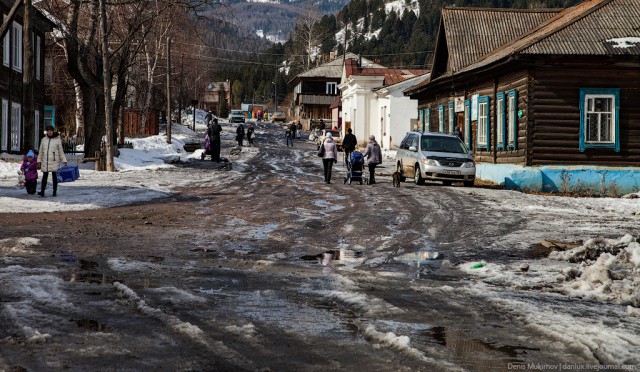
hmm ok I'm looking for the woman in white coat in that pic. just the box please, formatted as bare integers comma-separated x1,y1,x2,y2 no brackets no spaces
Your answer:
38,125,67,197
321,132,338,184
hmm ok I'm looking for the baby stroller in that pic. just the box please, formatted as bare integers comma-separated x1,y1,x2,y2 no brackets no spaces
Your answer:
344,151,366,185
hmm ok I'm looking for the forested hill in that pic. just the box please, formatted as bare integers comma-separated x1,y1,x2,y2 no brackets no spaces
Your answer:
333,0,584,69
213,0,584,109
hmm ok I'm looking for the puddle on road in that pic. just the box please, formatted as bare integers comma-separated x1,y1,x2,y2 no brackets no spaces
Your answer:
75,319,112,332
422,326,538,368
393,250,442,268
300,249,365,267
65,271,114,284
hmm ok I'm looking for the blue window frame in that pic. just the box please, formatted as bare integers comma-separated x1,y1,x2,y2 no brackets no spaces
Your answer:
438,105,444,132
44,106,55,129
507,89,518,150
464,99,471,149
476,96,490,151
579,88,620,152
496,92,506,151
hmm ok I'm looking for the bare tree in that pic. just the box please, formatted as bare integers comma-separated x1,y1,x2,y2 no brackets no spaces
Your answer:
288,6,325,71
38,0,225,158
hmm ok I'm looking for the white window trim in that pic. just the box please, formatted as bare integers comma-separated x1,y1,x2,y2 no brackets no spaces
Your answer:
10,102,21,151
496,98,504,147
36,35,41,80
584,94,615,144
326,82,337,95
2,15,9,66
508,95,516,144
1,99,8,151
12,21,22,72
448,105,454,133
478,102,488,146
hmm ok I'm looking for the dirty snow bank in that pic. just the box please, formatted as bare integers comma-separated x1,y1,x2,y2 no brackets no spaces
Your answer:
549,234,640,311
460,234,640,316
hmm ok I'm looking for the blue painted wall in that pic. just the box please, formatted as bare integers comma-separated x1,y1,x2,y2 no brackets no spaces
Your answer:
476,164,640,196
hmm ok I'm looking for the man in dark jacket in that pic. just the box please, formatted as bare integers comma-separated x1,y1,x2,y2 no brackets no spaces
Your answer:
208,118,223,162
342,128,357,165
236,123,245,147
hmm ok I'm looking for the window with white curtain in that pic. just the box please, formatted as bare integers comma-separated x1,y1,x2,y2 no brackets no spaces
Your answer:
11,102,21,151
1,100,8,151
12,21,22,72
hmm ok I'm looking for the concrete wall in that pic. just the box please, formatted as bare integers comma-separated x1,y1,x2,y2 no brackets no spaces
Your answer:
389,90,418,149
477,164,640,196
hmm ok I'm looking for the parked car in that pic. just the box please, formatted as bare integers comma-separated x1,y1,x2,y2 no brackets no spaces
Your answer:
395,132,475,187
229,109,245,123
272,111,287,123
316,129,342,151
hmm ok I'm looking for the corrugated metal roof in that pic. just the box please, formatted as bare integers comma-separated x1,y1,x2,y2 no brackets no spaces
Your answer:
523,0,640,55
442,7,560,72
295,53,386,79
459,0,640,74
355,67,429,86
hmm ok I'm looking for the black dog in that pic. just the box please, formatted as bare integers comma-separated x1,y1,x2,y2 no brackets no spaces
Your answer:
392,171,401,188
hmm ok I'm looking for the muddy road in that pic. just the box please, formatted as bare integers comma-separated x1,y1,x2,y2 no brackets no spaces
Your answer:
1,123,639,371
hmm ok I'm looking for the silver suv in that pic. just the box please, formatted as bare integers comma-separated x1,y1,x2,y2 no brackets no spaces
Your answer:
395,132,475,187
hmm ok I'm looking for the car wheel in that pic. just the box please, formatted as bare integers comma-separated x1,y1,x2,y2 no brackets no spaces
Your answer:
464,181,474,187
396,163,406,182
442,180,453,186
414,165,425,185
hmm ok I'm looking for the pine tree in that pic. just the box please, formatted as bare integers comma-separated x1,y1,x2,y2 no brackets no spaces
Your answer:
218,83,230,119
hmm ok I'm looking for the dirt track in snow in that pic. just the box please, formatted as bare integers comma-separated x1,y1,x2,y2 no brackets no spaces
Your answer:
1,122,639,371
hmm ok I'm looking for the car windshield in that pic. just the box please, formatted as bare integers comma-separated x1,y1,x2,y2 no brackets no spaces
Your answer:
326,130,340,138
231,110,242,115
421,136,467,154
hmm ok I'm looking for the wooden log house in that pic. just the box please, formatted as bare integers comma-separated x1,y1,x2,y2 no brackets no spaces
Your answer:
406,0,640,194
0,0,54,155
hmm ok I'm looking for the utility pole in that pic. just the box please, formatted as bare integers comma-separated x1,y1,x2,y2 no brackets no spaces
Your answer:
166,36,171,144
99,0,114,171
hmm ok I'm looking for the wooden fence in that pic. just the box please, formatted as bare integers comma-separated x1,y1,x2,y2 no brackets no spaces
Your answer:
125,110,159,136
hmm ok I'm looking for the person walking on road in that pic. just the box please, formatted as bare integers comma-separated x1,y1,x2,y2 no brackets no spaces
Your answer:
246,124,255,146
362,135,382,185
342,128,357,165
321,132,338,184
236,123,245,147
208,118,222,162
38,125,67,197
296,120,302,139
285,127,294,147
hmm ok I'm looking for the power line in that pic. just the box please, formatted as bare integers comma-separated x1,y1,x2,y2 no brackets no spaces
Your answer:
171,40,435,59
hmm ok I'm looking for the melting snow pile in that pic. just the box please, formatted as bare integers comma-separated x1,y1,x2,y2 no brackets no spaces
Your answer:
550,234,640,313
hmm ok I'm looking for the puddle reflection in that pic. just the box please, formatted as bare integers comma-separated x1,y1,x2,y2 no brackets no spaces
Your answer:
75,319,112,332
422,326,538,368
300,249,365,266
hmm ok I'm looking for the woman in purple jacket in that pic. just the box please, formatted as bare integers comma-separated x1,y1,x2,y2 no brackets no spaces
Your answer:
362,135,382,185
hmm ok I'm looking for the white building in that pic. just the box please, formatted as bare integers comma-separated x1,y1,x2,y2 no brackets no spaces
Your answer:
339,57,429,149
